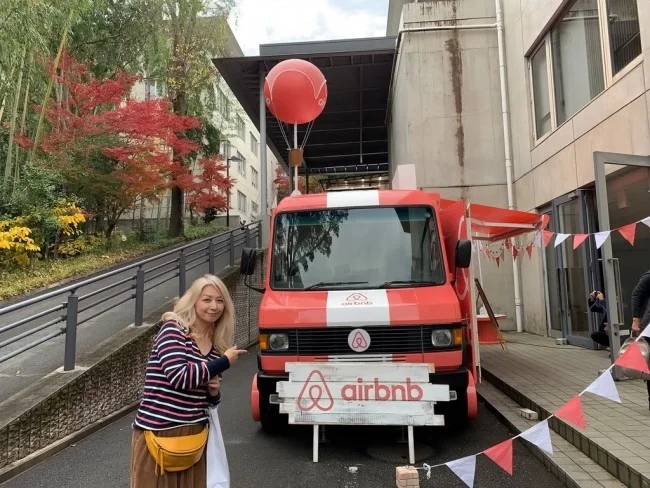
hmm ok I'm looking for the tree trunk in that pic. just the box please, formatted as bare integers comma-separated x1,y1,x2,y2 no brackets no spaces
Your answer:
169,92,188,238
3,46,26,193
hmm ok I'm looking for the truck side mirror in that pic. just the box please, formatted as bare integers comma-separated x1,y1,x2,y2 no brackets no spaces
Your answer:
240,247,257,275
455,240,472,269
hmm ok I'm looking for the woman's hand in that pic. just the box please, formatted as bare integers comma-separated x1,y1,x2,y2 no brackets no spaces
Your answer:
207,376,221,397
224,346,247,365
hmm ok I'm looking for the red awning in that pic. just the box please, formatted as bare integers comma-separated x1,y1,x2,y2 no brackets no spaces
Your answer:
440,199,549,242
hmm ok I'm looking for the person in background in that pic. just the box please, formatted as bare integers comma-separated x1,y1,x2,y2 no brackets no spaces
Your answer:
589,291,609,348
130,274,247,488
630,269,650,411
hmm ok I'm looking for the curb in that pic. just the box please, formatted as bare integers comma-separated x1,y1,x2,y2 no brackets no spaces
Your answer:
0,402,139,485
478,381,626,488
481,366,639,488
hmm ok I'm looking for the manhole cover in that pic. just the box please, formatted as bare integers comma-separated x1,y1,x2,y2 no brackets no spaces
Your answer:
366,443,434,463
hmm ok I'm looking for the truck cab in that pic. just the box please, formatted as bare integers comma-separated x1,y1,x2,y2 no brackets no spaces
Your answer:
241,188,477,432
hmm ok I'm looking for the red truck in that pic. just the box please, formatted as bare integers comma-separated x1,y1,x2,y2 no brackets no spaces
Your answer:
240,188,542,432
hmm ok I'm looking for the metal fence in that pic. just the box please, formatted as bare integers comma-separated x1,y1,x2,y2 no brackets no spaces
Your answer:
0,222,261,372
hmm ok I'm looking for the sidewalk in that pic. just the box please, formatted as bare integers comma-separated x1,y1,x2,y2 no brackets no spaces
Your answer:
480,332,650,488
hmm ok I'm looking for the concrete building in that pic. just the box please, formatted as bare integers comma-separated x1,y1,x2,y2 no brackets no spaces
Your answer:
387,0,650,347
215,0,649,349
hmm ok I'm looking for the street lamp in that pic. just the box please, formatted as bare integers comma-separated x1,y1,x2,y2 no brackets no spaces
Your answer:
226,155,241,228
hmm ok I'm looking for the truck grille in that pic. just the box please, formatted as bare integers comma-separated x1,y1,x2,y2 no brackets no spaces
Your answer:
264,325,460,355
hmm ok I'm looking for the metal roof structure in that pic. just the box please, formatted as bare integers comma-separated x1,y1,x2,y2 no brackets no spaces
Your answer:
213,36,396,176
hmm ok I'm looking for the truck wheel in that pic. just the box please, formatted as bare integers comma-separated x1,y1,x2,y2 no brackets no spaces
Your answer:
259,394,287,435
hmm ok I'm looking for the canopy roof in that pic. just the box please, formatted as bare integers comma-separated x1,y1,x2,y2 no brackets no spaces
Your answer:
441,199,549,242
213,37,395,175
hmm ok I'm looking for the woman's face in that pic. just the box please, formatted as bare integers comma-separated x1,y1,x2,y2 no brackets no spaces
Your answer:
195,285,225,325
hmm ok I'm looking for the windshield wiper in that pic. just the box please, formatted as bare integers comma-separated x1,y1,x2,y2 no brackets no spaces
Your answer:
375,280,438,289
304,281,368,290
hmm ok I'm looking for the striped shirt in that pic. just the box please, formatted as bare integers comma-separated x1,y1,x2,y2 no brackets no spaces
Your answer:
133,321,230,431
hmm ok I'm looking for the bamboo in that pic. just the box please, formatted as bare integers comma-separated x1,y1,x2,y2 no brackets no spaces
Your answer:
29,7,75,165
3,46,27,192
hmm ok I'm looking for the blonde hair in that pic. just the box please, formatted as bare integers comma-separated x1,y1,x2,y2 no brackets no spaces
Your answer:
162,274,235,353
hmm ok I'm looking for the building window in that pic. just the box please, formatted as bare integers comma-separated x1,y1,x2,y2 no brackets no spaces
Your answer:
528,0,643,141
551,0,605,125
251,168,259,188
217,88,230,120
606,0,641,76
531,44,551,139
237,116,246,141
237,191,247,213
249,132,259,156
237,152,246,177
251,202,259,215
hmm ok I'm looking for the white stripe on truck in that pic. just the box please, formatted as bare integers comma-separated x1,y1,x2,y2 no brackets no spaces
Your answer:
326,190,379,208
326,290,390,327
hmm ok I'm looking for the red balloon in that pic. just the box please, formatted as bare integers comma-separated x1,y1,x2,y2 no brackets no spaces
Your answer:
264,59,327,125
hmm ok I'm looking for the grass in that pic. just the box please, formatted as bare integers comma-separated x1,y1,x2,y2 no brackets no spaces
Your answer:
0,223,228,302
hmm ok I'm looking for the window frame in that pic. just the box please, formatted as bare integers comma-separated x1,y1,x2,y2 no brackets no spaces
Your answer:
527,0,643,145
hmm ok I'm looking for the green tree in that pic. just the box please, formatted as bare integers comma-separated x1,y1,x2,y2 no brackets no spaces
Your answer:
158,0,236,237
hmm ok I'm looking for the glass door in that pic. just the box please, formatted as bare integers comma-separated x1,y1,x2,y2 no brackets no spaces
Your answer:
606,167,650,332
541,208,563,337
550,191,600,347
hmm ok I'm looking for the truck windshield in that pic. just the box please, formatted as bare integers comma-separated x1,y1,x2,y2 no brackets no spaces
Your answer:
271,206,446,290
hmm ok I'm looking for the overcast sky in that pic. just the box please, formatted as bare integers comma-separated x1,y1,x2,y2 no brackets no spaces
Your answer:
229,0,389,56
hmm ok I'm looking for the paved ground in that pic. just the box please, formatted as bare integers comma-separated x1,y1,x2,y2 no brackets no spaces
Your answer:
0,228,253,402
1,350,563,488
481,332,650,487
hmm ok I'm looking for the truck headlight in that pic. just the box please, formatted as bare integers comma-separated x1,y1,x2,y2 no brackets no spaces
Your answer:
268,333,289,351
431,329,452,347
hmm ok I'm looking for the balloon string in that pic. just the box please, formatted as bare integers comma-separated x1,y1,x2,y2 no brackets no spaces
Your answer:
277,119,291,150
301,120,314,150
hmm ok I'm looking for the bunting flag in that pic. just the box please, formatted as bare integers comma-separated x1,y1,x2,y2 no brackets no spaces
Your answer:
615,341,650,375
618,223,637,246
642,326,650,339
526,244,534,259
534,231,542,248
483,439,513,475
572,234,588,250
512,247,519,261
542,230,554,247
447,455,477,488
554,233,570,247
554,396,587,430
495,256,500,268
505,238,512,250
594,231,610,249
642,216,650,229
585,370,621,403
520,420,553,455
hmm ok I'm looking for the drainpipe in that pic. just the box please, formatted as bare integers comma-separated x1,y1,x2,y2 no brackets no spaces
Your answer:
495,0,523,333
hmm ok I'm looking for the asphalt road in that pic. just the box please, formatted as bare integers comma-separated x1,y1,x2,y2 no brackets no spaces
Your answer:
2,350,563,488
0,227,255,402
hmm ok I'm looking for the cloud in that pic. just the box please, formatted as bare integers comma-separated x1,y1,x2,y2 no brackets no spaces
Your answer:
229,0,388,56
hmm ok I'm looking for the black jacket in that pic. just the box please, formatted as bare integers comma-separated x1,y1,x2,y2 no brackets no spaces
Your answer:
588,297,608,331
631,270,650,326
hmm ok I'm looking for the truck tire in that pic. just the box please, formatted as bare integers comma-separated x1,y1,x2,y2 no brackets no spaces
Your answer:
259,394,287,435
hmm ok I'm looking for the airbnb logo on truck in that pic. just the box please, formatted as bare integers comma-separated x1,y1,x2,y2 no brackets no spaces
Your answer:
296,370,423,412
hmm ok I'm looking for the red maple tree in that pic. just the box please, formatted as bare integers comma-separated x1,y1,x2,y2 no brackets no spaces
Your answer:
273,166,324,203
19,52,213,238
178,154,235,222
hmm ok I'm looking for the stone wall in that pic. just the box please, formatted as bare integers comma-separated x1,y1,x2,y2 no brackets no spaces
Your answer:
0,251,265,481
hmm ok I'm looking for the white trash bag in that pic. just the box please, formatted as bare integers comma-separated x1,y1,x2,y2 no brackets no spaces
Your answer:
206,406,230,488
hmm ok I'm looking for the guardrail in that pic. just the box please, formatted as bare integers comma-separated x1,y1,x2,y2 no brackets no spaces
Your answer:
0,222,261,371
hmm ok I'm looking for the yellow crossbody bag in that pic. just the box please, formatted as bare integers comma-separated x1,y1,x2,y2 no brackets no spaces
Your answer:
144,427,208,475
